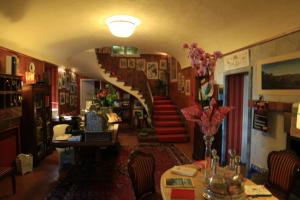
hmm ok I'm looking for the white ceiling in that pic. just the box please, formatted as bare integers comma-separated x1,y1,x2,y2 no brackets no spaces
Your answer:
1,0,300,78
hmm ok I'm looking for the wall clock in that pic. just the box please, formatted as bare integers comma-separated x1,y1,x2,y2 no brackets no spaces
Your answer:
29,62,35,73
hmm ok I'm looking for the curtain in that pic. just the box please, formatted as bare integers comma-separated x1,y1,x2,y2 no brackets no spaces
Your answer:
226,73,245,159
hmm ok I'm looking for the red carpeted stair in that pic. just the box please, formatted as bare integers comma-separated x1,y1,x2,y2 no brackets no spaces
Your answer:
153,96,189,142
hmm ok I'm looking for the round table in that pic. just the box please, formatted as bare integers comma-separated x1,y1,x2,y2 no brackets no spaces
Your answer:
160,164,278,200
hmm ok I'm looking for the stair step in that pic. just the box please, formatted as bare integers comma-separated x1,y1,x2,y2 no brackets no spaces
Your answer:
153,115,181,121
154,104,177,110
154,110,178,115
153,96,168,100
154,100,173,105
157,134,189,142
154,121,184,127
155,127,185,135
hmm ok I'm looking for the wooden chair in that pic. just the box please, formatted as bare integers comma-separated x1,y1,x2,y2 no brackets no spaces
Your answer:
0,166,16,194
127,150,162,200
266,150,300,200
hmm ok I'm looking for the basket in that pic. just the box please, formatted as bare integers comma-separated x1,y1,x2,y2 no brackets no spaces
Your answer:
16,154,33,175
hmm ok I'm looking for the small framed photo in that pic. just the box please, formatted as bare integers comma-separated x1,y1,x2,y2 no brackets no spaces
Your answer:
170,57,177,82
128,58,136,69
185,79,191,96
59,92,65,105
70,84,76,94
119,58,127,69
147,62,159,79
71,72,76,83
136,59,145,71
159,59,167,70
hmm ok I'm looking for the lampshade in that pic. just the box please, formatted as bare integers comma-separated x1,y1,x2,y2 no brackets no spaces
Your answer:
105,15,140,38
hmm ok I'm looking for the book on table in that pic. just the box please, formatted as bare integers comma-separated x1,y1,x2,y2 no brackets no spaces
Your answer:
165,177,194,188
170,188,195,200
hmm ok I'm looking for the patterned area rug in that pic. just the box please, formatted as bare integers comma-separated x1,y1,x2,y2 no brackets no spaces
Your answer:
46,144,191,200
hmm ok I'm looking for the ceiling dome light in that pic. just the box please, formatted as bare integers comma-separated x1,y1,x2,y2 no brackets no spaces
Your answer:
105,15,140,38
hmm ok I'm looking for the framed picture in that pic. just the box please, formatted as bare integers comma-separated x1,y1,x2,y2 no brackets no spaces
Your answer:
136,59,145,71
70,84,75,94
128,58,136,69
59,92,65,105
71,72,76,83
185,79,191,95
170,57,177,82
257,51,300,95
119,58,127,69
147,62,158,79
159,59,167,70
65,92,69,104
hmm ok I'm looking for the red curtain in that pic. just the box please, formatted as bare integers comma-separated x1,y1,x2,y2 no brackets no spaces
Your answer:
226,73,244,159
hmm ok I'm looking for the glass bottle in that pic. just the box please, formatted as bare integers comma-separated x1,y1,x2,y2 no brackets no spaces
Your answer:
207,155,228,199
228,156,246,198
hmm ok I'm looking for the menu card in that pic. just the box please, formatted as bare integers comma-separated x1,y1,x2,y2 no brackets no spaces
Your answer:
244,185,272,196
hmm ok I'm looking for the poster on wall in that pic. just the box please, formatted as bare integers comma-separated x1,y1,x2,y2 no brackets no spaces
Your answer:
170,57,177,82
253,100,268,132
128,58,136,69
119,58,127,69
146,62,158,79
59,92,65,105
136,59,145,72
223,49,249,71
159,59,167,70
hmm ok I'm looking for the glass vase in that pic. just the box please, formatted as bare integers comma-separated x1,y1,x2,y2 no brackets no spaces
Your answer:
203,134,214,185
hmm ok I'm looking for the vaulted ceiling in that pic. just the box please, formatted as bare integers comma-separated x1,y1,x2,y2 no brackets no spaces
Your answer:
1,0,300,78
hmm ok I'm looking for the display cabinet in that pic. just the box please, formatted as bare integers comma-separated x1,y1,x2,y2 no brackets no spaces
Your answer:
0,74,22,166
21,83,52,165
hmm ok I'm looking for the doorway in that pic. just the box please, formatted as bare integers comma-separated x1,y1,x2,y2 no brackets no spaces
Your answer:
80,79,98,113
222,67,252,169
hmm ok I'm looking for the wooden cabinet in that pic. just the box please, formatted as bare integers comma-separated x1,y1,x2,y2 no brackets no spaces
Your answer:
21,83,52,165
0,74,22,166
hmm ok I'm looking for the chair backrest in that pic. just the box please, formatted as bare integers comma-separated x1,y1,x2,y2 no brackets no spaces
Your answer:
127,150,156,200
52,124,69,141
267,150,300,194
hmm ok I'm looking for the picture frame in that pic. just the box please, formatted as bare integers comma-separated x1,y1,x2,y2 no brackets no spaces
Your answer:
119,58,127,69
136,59,145,71
185,79,191,96
170,57,177,82
146,62,159,79
128,58,136,69
70,95,74,106
177,72,182,91
257,51,300,95
59,92,65,105
159,59,167,70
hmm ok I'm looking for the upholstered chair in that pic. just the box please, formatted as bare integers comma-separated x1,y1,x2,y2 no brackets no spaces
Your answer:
266,150,300,200
127,150,162,200
52,124,75,169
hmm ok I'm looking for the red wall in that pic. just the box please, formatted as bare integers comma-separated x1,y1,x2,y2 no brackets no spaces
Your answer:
169,63,197,142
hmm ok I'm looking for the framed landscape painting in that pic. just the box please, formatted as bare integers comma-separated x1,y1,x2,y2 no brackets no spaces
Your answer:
257,51,300,95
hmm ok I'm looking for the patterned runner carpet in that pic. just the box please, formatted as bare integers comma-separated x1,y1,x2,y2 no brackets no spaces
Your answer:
46,144,191,200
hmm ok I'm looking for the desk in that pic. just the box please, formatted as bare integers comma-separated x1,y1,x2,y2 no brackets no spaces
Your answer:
52,124,119,148
160,164,278,200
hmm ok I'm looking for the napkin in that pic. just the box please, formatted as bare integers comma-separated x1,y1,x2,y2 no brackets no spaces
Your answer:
171,166,198,177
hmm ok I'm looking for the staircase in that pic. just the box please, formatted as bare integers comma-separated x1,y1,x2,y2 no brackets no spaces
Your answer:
153,96,189,142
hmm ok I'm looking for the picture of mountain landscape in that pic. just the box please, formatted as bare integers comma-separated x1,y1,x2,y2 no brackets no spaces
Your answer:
262,57,300,89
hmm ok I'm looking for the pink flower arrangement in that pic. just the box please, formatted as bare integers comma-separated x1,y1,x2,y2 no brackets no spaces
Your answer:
181,98,232,135
183,42,222,78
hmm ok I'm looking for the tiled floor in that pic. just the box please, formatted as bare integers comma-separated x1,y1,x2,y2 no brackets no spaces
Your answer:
0,128,194,200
